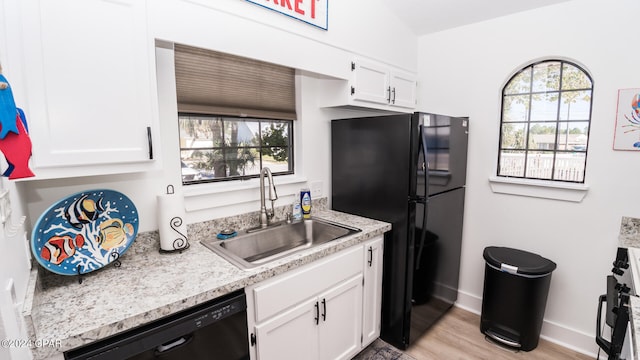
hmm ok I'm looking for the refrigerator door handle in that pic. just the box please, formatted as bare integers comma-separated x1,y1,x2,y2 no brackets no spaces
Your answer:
419,124,430,198
415,125,430,270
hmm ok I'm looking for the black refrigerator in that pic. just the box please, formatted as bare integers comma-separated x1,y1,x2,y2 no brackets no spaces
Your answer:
331,112,468,349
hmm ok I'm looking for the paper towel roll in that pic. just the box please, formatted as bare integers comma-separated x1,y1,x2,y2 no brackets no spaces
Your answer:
157,191,189,251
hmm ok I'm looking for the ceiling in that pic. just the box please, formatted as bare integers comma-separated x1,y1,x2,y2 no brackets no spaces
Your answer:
381,0,572,35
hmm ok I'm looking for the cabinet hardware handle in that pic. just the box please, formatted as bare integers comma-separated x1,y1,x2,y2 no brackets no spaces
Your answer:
391,87,396,104
314,301,319,325
351,86,356,96
387,86,391,103
351,62,356,71
147,126,153,160
368,246,373,267
321,298,326,321
250,333,256,346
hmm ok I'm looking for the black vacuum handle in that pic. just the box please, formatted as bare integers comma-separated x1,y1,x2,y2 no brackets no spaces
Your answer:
596,294,612,356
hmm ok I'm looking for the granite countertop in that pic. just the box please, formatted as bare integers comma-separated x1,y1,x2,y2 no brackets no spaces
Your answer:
24,207,391,360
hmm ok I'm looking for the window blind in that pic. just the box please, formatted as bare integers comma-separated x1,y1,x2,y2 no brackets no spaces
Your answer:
174,43,297,120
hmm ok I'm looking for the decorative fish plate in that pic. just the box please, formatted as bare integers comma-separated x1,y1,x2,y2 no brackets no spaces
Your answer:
31,189,139,276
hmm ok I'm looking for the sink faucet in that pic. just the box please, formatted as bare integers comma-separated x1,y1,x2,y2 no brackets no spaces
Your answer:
259,167,278,228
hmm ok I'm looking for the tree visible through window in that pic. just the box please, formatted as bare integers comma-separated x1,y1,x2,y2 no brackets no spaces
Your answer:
179,115,293,184
498,60,593,183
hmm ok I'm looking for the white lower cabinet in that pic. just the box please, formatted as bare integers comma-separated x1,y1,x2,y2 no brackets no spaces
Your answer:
362,236,384,346
317,276,363,360
247,236,384,360
255,297,319,360
255,275,362,360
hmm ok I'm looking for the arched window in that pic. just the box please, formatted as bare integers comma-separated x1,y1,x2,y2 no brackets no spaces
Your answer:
497,60,593,183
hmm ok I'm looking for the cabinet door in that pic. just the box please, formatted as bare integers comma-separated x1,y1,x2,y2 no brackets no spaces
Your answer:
390,69,417,109
362,236,384,346
20,0,154,169
318,275,363,360
255,297,319,360
351,58,390,105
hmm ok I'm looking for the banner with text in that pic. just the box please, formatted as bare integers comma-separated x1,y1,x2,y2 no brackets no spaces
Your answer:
246,0,328,30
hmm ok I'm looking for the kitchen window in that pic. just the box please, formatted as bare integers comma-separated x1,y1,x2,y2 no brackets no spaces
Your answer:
497,59,593,183
173,43,297,185
179,115,293,183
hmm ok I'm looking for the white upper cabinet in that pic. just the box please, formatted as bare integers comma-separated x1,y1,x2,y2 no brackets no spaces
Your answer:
351,58,390,105
320,57,417,113
389,69,418,109
16,0,158,178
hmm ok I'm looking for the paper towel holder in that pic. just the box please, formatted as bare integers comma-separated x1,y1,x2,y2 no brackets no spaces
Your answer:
159,184,190,254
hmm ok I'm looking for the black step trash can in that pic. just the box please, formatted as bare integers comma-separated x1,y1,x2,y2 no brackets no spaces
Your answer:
480,246,556,351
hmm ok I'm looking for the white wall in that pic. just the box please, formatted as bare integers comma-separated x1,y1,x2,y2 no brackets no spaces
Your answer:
416,0,640,355
149,0,418,75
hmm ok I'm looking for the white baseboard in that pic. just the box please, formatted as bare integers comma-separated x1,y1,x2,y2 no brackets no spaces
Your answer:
454,289,599,358
455,289,482,315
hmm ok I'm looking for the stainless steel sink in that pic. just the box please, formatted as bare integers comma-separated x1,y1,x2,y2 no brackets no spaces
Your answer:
202,218,361,269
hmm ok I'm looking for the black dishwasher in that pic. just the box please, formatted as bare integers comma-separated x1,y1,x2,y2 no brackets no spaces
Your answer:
65,289,249,360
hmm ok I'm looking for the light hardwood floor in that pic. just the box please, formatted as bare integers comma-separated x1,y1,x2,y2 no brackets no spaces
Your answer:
405,306,595,360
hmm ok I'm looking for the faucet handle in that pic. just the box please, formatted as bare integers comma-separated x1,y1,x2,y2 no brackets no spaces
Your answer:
267,200,276,220
286,212,292,224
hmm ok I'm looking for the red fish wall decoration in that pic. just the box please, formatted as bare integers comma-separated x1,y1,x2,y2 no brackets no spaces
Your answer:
0,66,34,179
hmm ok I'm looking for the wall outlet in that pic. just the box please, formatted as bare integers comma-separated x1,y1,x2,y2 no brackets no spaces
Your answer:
310,180,323,198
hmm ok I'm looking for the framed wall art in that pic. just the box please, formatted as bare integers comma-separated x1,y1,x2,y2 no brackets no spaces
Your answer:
246,0,328,30
613,88,640,150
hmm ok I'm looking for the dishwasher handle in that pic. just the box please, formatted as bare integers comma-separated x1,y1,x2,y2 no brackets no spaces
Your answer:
155,334,194,354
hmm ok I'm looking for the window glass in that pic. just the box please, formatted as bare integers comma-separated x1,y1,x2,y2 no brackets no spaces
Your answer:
561,63,592,90
525,151,554,180
504,69,531,95
497,60,592,183
529,122,557,150
530,93,559,121
555,121,589,151
500,123,528,149
502,95,530,122
498,150,526,177
559,90,592,120
532,61,561,92
178,115,293,184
